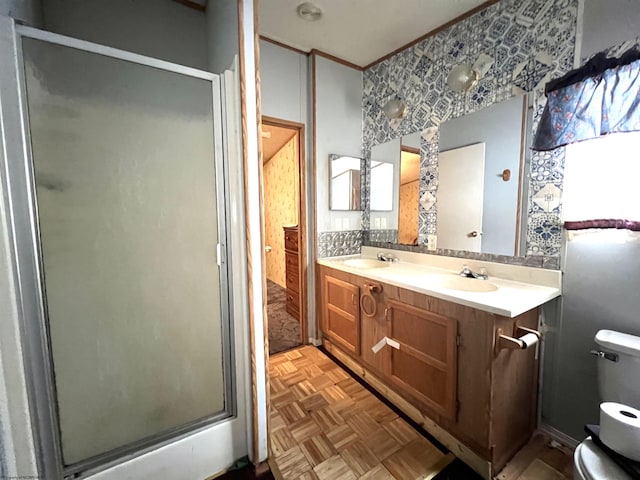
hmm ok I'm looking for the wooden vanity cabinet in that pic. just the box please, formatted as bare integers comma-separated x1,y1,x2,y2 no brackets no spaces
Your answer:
387,300,458,421
318,264,539,479
321,274,360,355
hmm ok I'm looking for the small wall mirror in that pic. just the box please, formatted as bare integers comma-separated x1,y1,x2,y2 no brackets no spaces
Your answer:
329,154,362,211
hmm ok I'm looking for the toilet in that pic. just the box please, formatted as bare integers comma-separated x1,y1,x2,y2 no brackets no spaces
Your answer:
574,330,640,479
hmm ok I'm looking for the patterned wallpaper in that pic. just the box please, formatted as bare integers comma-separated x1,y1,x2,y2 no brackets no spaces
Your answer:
264,135,299,286
361,0,579,258
398,180,419,244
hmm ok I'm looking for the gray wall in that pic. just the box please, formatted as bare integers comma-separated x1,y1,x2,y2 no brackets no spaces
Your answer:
259,40,317,340
0,0,42,26
42,0,208,70
581,0,640,58
206,0,238,73
315,55,363,233
540,0,640,441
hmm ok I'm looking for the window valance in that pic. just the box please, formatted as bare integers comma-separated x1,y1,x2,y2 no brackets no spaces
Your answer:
532,48,640,151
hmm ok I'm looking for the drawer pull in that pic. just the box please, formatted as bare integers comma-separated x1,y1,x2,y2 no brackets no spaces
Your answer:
384,307,389,320
351,293,356,305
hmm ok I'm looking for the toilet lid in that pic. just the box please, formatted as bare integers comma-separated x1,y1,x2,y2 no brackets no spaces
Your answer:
575,437,632,480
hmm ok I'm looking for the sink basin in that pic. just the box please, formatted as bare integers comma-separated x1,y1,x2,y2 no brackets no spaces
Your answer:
342,258,390,269
427,274,498,293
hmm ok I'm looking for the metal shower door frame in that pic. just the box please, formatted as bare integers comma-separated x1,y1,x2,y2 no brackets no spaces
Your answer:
0,17,235,479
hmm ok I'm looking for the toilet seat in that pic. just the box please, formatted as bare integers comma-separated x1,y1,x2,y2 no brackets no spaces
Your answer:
574,437,632,479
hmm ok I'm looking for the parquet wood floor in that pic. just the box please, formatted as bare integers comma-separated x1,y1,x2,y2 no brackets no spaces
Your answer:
268,346,575,480
268,346,455,479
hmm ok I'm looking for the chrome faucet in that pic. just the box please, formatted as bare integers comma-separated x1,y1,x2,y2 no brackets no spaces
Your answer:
459,265,488,280
377,251,398,262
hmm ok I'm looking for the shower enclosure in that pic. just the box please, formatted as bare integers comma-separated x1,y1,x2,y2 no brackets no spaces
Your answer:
0,19,235,478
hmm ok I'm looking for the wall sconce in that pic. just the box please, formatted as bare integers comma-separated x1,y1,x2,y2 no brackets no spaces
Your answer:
447,63,480,92
382,97,407,119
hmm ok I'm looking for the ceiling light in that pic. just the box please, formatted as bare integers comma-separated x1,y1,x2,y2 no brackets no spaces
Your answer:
382,98,406,120
296,2,322,21
447,63,480,93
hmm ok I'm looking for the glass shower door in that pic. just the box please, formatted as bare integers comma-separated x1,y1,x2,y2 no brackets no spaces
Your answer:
19,35,232,474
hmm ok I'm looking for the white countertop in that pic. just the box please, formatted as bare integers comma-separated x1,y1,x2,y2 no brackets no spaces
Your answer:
317,250,562,318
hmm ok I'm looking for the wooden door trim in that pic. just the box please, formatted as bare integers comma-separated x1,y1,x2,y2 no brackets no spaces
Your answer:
261,115,308,345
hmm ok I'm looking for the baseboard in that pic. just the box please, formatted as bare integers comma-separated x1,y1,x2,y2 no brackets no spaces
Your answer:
538,424,579,449
308,337,322,346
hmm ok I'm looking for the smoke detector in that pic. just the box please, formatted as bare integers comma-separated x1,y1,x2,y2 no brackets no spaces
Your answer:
297,2,322,21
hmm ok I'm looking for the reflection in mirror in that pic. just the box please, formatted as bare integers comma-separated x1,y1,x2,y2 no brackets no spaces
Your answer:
329,154,362,211
437,143,486,251
438,95,527,256
369,138,400,227
370,161,394,211
398,146,420,244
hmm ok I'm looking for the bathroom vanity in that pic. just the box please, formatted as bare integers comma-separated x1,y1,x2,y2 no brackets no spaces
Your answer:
317,248,561,479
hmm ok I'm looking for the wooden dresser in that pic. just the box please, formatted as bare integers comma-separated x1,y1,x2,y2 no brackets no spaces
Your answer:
283,225,300,321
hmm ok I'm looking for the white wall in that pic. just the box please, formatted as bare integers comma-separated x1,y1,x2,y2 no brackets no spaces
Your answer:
315,56,363,233
42,0,208,70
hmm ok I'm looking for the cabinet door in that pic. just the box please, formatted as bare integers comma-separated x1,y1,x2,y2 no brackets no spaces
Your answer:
323,275,360,355
387,300,458,420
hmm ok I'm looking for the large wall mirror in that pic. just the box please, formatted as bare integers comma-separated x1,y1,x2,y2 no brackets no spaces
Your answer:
366,94,531,257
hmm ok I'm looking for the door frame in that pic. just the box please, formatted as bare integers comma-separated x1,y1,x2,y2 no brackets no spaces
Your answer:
0,19,239,479
261,115,308,345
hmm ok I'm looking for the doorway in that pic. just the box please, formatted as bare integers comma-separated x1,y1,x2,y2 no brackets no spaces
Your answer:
261,116,307,355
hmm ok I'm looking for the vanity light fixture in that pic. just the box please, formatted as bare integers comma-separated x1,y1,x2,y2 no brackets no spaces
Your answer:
382,97,407,119
296,2,323,21
447,63,480,93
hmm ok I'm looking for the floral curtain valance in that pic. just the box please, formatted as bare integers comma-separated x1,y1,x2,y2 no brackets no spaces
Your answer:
532,48,640,152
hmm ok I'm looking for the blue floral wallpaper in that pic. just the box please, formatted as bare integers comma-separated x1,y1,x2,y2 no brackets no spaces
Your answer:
361,0,579,258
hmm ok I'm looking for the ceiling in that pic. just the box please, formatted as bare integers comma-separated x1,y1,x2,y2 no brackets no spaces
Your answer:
400,151,420,186
259,0,488,67
263,124,297,162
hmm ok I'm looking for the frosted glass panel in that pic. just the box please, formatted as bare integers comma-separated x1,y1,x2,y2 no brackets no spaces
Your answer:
22,38,226,465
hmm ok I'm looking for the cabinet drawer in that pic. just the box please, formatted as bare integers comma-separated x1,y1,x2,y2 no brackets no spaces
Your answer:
286,270,299,293
285,252,299,274
286,292,300,320
284,229,299,252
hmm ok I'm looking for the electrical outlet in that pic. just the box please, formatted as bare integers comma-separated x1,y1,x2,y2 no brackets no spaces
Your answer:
380,218,387,228
427,234,437,251
374,218,381,229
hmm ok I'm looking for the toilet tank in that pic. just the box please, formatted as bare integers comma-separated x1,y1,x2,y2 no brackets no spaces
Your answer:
595,330,640,409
